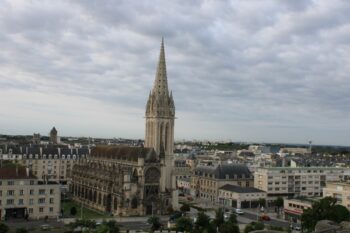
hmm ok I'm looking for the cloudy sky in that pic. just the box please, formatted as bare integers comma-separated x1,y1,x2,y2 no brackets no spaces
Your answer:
0,0,350,145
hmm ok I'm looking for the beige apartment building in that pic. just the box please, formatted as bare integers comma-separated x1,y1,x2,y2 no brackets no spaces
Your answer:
191,163,254,203
323,181,350,209
254,167,346,205
0,167,61,220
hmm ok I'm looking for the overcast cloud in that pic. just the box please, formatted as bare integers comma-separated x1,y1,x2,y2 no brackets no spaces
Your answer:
0,0,350,145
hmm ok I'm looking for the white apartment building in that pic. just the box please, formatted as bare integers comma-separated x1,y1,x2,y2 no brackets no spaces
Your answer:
254,167,346,205
0,167,61,220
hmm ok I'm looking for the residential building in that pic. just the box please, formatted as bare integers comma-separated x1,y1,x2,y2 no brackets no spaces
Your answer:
191,163,254,203
0,167,60,220
254,167,346,205
323,181,350,209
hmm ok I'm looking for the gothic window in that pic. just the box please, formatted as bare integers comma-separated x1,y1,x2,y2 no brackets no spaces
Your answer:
145,167,160,184
165,123,169,152
114,197,118,210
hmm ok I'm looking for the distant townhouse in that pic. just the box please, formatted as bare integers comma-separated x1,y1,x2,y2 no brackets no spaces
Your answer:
0,167,60,220
191,163,254,203
254,167,346,205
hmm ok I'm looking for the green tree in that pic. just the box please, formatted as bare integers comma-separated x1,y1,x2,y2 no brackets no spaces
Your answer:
180,203,191,213
214,208,225,227
70,206,77,216
219,221,240,233
244,221,264,233
258,198,266,208
105,220,120,233
227,213,237,224
0,223,9,233
193,212,216,233
275,197,284,209
302,197,350,232
15,228,28,233
176,217,193,232
147,216,162,231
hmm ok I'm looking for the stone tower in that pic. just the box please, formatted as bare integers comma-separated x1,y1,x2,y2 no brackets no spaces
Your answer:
49,127,58,144
145,39,175,192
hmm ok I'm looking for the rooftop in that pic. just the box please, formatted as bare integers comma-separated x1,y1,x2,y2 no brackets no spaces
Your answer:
219,184,265,193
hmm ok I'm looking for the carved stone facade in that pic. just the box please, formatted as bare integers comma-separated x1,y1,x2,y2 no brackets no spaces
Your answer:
71,146,168,216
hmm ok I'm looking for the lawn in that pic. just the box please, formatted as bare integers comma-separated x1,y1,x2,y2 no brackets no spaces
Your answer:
61,200,108,219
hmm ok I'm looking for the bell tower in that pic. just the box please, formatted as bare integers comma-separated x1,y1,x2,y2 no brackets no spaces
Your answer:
145,38,175,192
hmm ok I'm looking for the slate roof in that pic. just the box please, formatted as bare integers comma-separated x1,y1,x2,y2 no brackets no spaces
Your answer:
91,146,158,162
0,167,36,179
219,184,265,193
195,163,252,179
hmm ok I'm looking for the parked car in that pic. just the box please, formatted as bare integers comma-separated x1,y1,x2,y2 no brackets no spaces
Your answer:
259,214,271,221
235,208,244,215
291,224,301,231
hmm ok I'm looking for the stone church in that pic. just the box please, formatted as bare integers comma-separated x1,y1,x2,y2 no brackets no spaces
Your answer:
71,39,177,216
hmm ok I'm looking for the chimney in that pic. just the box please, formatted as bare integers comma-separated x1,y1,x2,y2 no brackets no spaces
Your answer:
26,167,30,177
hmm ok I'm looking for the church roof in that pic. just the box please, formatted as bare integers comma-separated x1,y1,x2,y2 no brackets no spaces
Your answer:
91,146,158,162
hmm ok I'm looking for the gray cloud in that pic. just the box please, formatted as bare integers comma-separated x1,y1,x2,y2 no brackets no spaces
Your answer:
0,0,349,145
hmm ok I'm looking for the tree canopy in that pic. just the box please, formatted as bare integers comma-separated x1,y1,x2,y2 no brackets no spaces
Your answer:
302,197,350,232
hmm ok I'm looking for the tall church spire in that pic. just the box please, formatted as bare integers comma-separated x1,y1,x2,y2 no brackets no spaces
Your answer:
153,38,169,96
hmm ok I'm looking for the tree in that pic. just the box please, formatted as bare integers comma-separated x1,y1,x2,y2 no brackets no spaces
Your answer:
227,213,237,224
105,220,120,233
302,197,350,232
275,197,284,209
258,198,266,208
180,203,191,213
214,208,225,227
15,228,28,233
219,221,240,233
147,216,162,231
0,223,9,233
193,212,216,233
70,206,77,216
244,221,264,233
175,217,193,232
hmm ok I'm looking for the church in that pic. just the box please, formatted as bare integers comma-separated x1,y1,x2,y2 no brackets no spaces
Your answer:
70,39,177,216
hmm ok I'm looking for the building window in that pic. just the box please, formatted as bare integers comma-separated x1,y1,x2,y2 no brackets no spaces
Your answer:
18,199,24,205
7,190,14,196
7,199,14,205
29,199,34,205
39,207,44,213
38,198,45,204
7,181,14,186
39,189,45,195
50,198,54,204
30,180,34,185
30,189,34,195
20,190,24,196
49,207,54,212
29,208,33,214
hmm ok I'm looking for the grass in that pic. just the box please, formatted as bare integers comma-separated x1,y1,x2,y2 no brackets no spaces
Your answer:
61,200,108,219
